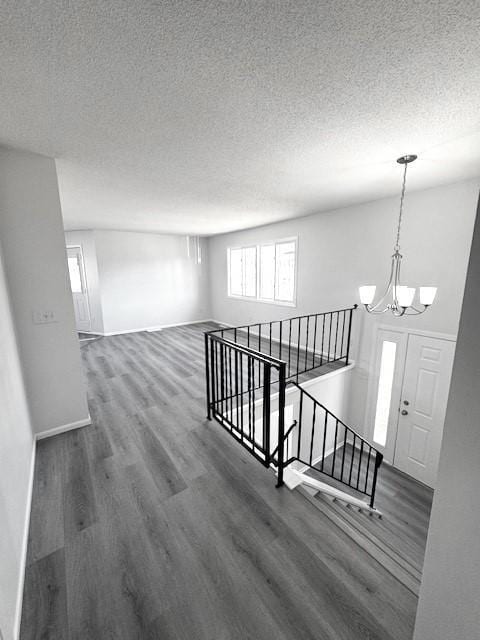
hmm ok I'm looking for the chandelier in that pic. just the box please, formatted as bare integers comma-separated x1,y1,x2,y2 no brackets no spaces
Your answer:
359,154,437,316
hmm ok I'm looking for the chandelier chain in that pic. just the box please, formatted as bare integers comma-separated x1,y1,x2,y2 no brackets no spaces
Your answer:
394,160,408,252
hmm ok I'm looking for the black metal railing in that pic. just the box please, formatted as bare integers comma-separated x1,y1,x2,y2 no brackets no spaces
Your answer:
205,304,384,505
205,332,287,486
285,381,383,508
207,306,357,383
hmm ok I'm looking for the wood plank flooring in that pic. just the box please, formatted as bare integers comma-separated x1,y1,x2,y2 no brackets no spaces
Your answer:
21,322,426,639
304,446,433,595
307,444,433,575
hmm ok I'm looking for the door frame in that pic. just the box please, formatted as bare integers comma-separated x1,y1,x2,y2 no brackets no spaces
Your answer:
66,244,92,332
364,323,456,466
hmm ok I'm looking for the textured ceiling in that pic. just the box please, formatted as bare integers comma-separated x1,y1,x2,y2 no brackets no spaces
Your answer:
1,1,480,235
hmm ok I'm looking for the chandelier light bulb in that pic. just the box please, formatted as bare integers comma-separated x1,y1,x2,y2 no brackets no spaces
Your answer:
419,286,437,306
359,285,376,305
396,286,415,308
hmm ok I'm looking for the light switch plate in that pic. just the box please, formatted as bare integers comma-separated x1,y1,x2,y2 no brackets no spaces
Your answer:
33,310,58,324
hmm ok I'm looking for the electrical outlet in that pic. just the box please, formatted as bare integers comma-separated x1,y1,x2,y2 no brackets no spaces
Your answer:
32,309,58,324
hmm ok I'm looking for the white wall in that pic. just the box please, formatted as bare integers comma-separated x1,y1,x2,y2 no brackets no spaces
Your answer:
208,179,480,432
65,229,104,334
0,148,89,435
290,366,354,468
93,230,209,334
0,245,34,640
247,363,353,464
413,196,480,639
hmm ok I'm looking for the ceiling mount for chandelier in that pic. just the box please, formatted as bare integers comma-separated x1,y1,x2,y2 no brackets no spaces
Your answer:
359,154,437,316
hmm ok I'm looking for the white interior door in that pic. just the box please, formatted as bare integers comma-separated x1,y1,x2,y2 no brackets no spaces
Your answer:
393,334,455,487
67,246,91,332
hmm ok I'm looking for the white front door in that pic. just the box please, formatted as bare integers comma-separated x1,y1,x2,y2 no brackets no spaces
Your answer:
67,246,91,332
393,334,455,487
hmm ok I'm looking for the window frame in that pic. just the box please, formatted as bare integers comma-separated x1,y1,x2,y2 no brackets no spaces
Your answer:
67,245,88,295
227,236,298,307
227,245,258,300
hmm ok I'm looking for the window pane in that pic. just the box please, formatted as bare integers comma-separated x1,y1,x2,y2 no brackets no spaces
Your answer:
373,340,397,447
68,257,83,293
259,244,275,299
275,241,295,302
229,248,242,296
243,247,257,297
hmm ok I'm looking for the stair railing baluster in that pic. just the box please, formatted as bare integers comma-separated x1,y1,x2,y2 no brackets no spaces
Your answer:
305,316,310,375
309,403,316,466
332,418,339,477
349,434,356,486
297,389,304,461
276,361,287,487
341,426,348,483
321,410,328,472
370,452,383,509
357,440,364,490
205,333,211,419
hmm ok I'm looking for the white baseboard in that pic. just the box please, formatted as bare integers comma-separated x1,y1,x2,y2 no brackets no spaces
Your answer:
35,415,91,441
99,318,214,337
14,440,36,640
146,318,214,331
211,318,234,328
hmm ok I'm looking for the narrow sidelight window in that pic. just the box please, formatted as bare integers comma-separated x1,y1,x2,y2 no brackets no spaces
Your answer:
373,340,397,447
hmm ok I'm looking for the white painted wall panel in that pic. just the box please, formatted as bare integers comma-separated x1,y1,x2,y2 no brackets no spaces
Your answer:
413,197,480,640
94,230,209,334
0,148,89,434
0,243,34,640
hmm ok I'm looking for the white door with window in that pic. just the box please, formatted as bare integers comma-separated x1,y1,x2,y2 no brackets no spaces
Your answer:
368,329,455,487
67,246,91,332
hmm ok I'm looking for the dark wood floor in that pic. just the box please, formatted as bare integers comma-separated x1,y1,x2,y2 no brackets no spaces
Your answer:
21,322,427,639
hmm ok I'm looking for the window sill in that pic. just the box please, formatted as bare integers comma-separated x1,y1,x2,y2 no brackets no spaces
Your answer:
227,294,297,308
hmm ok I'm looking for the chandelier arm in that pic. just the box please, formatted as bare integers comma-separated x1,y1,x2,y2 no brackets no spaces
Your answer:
368,286,392,312
365,305,390,314
393,251,402,308
403,305,427,315
368,256,395,312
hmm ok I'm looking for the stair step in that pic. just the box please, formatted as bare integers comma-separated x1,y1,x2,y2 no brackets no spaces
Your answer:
304,466,427,570
297,486,422,596
320,492,423,575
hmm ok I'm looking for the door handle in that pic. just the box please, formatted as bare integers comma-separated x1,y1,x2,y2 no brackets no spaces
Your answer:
401,409,408,416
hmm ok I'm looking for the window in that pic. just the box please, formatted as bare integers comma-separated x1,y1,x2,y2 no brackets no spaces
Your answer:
373,340,397,447
228,238,297,305
67,256,83,293
228,246,257,298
